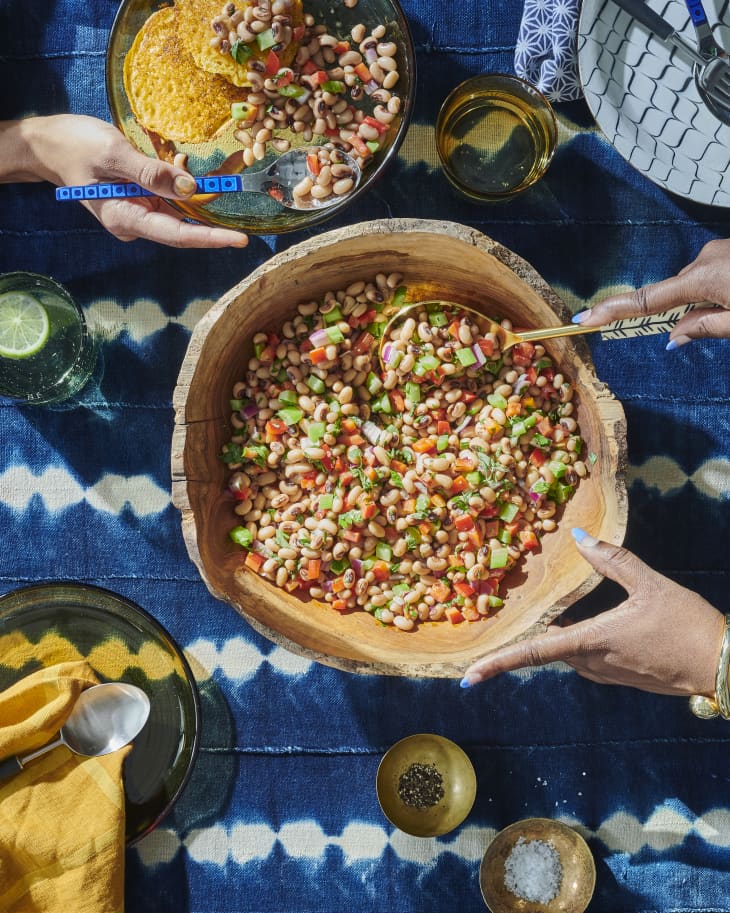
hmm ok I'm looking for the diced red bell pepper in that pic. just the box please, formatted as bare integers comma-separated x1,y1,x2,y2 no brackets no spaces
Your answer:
477,337,496,357
430,581,452,602
454,514,475,532
306,153,322,175
308,346,329,364
445,606,464,624
348,134,371,157
292,24,306,41
370,560,390,583
332,599,349,612
529,447,548,466
536,417,555,437
351,331,374,356
264,49,281,75
511,341,536,367
362,115,388,135
519,529,540,550
454,581,476,598
437,420,451,435
245,552,264,572
451,475,470,494
353,62,373,83
390,389,405,412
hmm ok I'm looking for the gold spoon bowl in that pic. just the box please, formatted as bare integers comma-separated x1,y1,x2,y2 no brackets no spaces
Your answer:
377,299,601,373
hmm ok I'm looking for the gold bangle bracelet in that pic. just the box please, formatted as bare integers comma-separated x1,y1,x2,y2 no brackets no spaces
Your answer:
689,614,730,720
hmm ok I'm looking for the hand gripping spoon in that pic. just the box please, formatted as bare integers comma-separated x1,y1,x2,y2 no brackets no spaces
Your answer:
55,147,362,210
377,299,601,372
0,682,151,783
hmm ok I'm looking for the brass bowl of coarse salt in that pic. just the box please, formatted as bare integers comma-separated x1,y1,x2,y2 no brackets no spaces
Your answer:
376,733,476,837
171,217,628,678
479,818,596,913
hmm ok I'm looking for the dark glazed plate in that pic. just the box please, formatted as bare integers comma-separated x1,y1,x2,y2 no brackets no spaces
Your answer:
0,582,201,845
105,0,415,234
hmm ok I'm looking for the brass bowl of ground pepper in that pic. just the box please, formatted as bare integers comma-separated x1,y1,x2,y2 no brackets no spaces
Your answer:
376,733,476,837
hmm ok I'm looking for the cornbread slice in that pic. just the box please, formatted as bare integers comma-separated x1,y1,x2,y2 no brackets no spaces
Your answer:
176,0,303,87
123,6,242,143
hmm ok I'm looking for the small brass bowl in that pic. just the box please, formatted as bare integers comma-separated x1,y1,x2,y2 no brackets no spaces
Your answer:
376,733,476,837
479,818,596,913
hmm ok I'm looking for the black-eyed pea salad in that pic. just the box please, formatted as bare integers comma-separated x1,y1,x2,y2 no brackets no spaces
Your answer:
221,282,589,631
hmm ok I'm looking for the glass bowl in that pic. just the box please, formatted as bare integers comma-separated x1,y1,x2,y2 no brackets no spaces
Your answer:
0,582,201,845
106,0,415,234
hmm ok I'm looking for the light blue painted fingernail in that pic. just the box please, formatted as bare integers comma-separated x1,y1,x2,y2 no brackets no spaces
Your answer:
571,311,587,325
460,677,473,689
572,527,599,546
665,339,678,351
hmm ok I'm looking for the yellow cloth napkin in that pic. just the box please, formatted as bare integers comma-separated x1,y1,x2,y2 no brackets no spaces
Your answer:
0,662,129,913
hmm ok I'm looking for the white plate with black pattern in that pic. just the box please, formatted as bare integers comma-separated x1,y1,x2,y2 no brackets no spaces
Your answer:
578,0,730,206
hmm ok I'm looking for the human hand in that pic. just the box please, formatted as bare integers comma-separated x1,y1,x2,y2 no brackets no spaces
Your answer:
460,529,725,697
573,238,730,349
2,115,248,249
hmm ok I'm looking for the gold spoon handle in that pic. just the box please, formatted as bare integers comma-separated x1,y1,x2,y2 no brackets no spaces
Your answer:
512,323,603,345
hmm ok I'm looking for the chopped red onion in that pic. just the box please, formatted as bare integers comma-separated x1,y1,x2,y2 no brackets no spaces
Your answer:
240,401,259,419
514,373,530,394
309,328,329,347
471,343,487,367
362,421,382,445
454,415,472,434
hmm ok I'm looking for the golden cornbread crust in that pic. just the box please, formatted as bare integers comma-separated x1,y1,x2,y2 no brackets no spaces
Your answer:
123,6,242,143
176,0,303,87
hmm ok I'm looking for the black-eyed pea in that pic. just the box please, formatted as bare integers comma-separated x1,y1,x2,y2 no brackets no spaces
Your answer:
393,615,414,631
383,70,399,90
293,175,313,198
377,56,397,72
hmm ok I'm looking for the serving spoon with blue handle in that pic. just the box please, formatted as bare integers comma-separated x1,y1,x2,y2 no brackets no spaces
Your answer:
54,146,361,211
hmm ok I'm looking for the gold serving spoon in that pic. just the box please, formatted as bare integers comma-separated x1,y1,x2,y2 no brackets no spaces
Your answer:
377,299,601,372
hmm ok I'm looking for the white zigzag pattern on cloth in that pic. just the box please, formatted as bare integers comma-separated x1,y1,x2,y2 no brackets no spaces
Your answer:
0,466,169,515
85,297,215,343
185,636,314,680
134,806,730,869
627,456,730,500
184,635,566,683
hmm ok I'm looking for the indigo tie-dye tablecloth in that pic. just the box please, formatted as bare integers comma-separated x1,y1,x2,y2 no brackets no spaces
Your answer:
3,1,730,911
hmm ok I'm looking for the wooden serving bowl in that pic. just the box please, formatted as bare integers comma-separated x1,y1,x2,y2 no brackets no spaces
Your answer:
172,219,628,677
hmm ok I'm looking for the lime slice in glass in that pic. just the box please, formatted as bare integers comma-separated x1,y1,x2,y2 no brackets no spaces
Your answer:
0,291,51,359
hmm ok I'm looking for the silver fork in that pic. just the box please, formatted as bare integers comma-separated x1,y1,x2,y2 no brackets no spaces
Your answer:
611,0,730,108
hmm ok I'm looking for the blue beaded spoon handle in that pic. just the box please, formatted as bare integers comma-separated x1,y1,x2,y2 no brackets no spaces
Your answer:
684,0,725,59
54,146,360,211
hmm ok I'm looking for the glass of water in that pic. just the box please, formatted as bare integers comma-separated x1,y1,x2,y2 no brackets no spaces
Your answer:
0,272,97,405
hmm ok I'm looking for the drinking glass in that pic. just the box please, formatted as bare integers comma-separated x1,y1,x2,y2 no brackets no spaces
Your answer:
436,74,557,202
0,272,97,405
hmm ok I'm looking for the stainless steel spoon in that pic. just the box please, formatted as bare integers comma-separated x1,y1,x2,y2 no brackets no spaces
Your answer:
377,299,601,372
54,146,362,210
0,682,151,783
